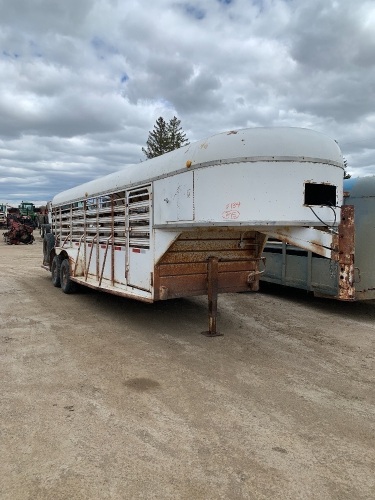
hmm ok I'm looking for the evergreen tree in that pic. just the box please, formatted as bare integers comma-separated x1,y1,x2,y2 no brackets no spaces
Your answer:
142,116,189,159
167,116,189,152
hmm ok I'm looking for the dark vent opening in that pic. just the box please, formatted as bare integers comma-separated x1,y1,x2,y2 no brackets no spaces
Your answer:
304,183,336,206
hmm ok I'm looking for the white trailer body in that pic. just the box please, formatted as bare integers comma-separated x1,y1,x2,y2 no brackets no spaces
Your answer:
43,127,345,334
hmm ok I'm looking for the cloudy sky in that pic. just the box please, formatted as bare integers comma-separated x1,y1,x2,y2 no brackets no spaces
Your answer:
0,0,374,206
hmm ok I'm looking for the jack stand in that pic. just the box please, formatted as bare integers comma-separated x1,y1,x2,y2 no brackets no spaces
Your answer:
202,257,223,337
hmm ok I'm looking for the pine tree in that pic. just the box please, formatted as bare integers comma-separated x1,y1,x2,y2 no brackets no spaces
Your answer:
167,116,189,152
142,116,189,159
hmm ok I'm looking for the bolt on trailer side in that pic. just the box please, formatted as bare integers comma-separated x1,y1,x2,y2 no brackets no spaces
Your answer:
43,127,345,334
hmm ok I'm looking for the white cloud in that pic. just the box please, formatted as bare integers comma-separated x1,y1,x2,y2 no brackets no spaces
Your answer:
0,0,374,204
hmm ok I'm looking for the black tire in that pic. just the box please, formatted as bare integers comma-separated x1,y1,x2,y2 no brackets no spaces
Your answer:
51,255,62,287
40,224,51,238
43,233,55,267
60,259,77,294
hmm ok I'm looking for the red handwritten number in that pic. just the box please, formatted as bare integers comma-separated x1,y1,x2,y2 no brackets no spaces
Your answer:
222,210,240,220
225,201,241,210
223,201,241,220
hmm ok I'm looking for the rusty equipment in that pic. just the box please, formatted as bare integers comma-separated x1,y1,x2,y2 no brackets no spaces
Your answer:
3,217,35,245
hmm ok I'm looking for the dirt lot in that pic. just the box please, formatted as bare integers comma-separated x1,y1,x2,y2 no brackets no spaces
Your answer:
0,235,374,500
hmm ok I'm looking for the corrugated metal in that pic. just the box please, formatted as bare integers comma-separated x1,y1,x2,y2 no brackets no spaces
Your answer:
344,177,375,298
153,229,267,300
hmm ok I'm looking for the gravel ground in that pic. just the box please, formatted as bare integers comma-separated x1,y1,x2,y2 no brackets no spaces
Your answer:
0,235,374,499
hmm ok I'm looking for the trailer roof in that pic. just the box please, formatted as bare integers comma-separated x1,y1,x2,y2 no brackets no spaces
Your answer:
52,127,344,205
344,176,375,198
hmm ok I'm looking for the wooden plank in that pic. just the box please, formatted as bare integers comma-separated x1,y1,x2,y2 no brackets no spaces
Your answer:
158,271,257,298
159,249,258,264
179,230,257,240
169,239,259,252
158,261,258,277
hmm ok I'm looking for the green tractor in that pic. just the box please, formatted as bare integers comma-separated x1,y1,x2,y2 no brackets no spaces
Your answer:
18,201,38,227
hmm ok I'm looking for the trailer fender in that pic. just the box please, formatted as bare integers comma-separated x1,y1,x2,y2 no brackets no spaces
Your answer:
55,247,84,277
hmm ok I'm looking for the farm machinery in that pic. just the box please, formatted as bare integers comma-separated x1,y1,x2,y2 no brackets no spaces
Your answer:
0,203,7,228
3,214,35,245
18,201,38,227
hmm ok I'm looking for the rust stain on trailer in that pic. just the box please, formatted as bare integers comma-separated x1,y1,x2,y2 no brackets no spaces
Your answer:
153,229,267,301
336,205,355,300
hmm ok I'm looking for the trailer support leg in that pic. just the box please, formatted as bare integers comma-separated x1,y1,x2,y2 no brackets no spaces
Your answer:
202,257,223,337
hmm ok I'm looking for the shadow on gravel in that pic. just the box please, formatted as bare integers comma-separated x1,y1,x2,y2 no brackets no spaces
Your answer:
42,270,375,336
68,284,209,337
258,281,375,321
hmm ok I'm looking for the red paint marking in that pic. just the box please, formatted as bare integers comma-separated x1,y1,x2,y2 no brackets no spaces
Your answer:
225,201,241,210
132,248,141,253
114,246,122,251
101,245,106,249
88,243,92,247
222,210,240,220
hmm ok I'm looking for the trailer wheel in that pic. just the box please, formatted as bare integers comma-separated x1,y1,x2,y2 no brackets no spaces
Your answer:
43,233,55,267
51,255,62,287
60,259,77,294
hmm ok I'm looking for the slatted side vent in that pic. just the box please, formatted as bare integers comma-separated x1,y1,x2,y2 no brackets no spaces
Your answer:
127,186,151,249
70,202,85,242
52,186,151,249
52,193,128,247
83,198,100,242
112,193,127,246
52,205,70,243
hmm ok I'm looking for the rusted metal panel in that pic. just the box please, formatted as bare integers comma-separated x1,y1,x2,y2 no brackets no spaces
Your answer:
168,238,259,252
158,260,259,277
158,274,207,298
336,205,355,300
157,269,259,298
160,249,260,264
154,230,267,301
178,230,258,241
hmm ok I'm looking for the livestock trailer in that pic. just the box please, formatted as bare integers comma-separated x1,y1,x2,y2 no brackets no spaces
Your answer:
42,127,347,334
262,176,375,300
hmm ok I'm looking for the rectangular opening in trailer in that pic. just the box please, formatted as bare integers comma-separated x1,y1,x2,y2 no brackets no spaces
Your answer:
304,182,337,206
